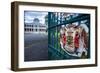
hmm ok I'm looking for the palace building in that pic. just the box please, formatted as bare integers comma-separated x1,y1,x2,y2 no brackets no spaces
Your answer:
24,18,47,33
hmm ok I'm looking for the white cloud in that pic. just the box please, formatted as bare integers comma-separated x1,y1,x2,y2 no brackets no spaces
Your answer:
24,11,48,24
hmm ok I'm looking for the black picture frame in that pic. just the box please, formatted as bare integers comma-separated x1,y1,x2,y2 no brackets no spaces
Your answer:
11,1,98,71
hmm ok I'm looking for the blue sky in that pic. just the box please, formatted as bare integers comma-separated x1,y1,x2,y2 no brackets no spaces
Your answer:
24,11,48,24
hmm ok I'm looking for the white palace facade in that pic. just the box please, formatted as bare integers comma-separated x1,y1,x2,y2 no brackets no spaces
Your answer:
24,18,47,34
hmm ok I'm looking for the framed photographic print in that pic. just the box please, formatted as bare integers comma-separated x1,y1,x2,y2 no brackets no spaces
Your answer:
11,1,97,71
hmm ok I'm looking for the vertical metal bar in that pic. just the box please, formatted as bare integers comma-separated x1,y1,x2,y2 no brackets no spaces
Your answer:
48,12,50,45
57,12,58,49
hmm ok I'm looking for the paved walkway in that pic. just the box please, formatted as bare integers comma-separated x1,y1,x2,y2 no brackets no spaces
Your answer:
24,33,48,61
